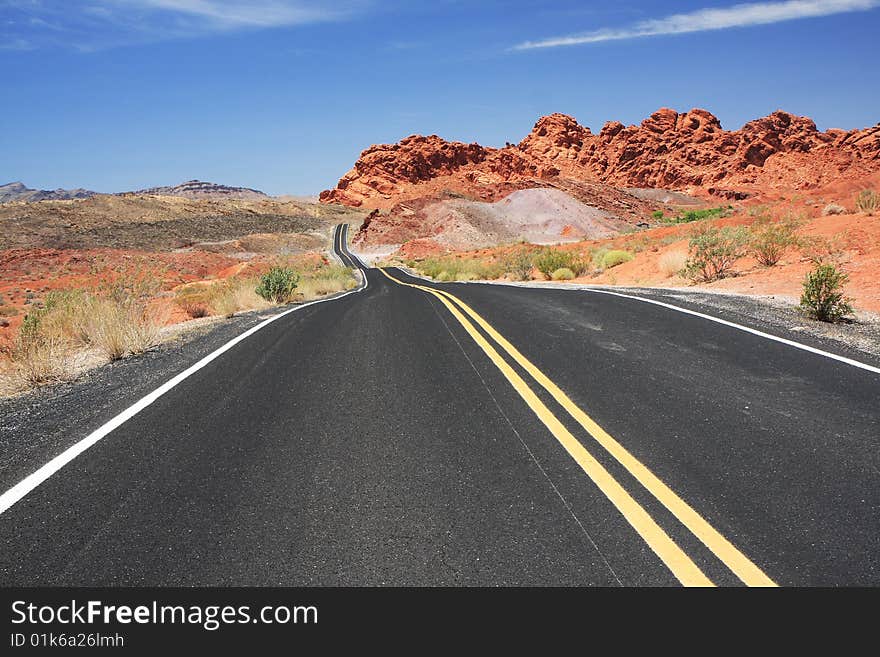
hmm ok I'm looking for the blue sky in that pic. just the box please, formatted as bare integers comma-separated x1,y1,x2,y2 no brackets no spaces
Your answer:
2,1,879,195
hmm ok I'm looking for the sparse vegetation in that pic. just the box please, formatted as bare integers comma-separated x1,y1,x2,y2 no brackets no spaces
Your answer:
856,189,878,215
661,205,733,225
822,203,847,216
683,226,749,282
550,267,575,281
651,209,665,221
6,268,167,384
501,248,536,281
86,297,164,361
181,301,210,319
658,250,688,278
296,264,358,298
800,263,853,322
208,278,271,318
415,256,503,281
256,267,300,303
600,250,634,269
533,249,571,279
750,218,799,267
533,248,587,279
9,312,70,385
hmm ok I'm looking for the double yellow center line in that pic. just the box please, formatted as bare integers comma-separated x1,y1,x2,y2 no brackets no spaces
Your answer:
378,267,776,587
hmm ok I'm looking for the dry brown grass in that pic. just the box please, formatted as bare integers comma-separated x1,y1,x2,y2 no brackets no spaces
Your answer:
5,267,168,391
9,334,71,386
658,250,688,278
297,270,357,300
84,299,165,360
208,278,272,317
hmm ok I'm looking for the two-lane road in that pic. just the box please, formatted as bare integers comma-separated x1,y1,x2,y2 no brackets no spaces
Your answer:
0,224,877,586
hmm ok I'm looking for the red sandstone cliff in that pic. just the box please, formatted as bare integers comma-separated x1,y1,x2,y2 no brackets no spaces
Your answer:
320,109,880,208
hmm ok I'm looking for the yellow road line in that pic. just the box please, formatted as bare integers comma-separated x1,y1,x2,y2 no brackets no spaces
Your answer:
381,267,776,587
377,268,713,587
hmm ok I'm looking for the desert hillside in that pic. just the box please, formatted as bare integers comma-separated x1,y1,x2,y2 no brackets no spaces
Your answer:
0,193,364,353
319,109,879,252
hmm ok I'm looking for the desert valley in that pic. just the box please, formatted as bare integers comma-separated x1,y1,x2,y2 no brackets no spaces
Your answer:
2,106,879,395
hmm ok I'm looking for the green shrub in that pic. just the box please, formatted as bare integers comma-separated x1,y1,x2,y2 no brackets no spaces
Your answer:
255,267,300,303
601,250,634,269
502,249,534,280
651,209,665,221
662,206,733,225
568,255,589,276
532,248,588,279
750,220,799,267
550,267,575,281
683,226,749,282
416,257,502,281
856,189,878,215
533,249,572,279
800,263,853,322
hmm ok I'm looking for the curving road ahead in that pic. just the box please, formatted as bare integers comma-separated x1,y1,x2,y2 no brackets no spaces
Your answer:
0,224,877,586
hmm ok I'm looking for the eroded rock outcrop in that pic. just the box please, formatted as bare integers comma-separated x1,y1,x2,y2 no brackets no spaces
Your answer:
321,108,880,208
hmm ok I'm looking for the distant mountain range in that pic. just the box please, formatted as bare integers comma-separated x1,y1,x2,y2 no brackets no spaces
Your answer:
0,181,97,203
0,180,270,204
126,180,269,200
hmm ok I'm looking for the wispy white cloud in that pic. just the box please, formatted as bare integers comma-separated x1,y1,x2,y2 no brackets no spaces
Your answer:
0,36,34,50
115,0,346,29
0,0,363,50
514,0,880,50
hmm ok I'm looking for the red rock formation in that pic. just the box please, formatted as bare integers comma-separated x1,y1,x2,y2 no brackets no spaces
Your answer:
320,108,880,208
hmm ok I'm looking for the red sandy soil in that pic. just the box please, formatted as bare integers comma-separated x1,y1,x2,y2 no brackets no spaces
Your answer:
588,212,880,313
0,248,329,347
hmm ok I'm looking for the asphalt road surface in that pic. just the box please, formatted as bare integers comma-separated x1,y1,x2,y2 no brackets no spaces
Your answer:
0,224,877,586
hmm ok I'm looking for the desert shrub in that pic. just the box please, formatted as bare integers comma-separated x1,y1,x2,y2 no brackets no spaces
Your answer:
658,250,688,277
99,264,163,307
416,257,502,281
822,203,847,216
601,250,634,269
30,290,91,345
799,263,853,322
683,226,749,282
256,267,300,303
750,220,799,267
181,301,209,319
502,249,535,281
856,189,878,215
568,255,589,276
532,248,587,279
651,210,665,221
533,249,572,279
551,267,575,281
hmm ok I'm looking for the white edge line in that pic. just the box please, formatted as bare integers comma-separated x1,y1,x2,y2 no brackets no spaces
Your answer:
388,269,880,376
0,226,368,515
